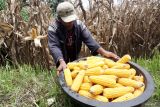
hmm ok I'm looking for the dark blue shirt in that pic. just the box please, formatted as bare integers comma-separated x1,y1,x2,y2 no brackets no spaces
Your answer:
48,19,100,66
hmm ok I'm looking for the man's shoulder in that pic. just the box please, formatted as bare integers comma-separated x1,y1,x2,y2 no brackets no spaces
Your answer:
75,20,86,30
48,20,59,32
75,20,84,25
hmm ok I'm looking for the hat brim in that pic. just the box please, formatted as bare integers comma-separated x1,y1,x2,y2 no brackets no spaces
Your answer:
61,14,78,22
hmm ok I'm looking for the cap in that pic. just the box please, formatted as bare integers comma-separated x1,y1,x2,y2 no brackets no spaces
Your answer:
56,1,78,22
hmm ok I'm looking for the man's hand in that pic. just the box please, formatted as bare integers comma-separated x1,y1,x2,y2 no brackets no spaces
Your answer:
57,59,67,76
97,47,119,60
104,51,120,60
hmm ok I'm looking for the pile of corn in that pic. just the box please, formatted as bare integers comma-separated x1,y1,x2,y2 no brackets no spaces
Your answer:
64,55,145,102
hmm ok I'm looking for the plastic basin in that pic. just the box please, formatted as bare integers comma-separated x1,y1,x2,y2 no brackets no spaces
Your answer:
58,59,155,107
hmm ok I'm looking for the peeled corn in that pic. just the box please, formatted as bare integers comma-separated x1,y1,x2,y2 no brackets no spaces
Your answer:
99,75,118,81
80,83,92,91
94,95,108,102
117,54,131,64
90,85,103,95
85,67,103,76
104,59,116,67
118,78,144,88
71,70,85,92
73,66,80,70
140,85,145,92
79,90,94,99
112,63,130,69
64,68,73,86
83,76,91,83
133,89,143,97
133,75,144,82
112,93,134,102
77,61,88,69
67,62,77,70
66,55,146,103
104,68,133,78
128,68,136,79
110,83,124,88
102,65,108,69
71,70,79,79
103,87,134,98
87,61,105,68
89,76,116,87
87,56,104,61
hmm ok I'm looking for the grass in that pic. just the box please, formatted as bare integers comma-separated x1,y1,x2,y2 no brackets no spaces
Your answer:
0,64,74,107
134,52,160,107
0,65,58,107
0,53,160,107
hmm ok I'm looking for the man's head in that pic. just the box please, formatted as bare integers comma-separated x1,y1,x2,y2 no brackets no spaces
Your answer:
56,1,78,23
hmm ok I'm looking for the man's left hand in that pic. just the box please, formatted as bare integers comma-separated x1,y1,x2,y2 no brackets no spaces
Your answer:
97,47,120,60
104,51,120,60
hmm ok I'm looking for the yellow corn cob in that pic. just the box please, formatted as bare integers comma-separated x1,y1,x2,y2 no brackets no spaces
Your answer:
112,93,134,102
104,69,133,78
115,83,124,87
89,76,116,87
89,85,103,95
77,61,88,69
112,63,130,69
73,66,80,70
78,90,94,99
85,67,103,76
118,78,144,88
110,83,125,88
80,83,92,91
99,75,118,81
102,65,108,69
71,70,79,79
67,62,77,70
83,76,91,83
64,68,73,86
128,68,136,79
104,59,116,67
87,56,104,61
86,60,95,64
94,95,109,102
133,75,144,82
86,56,98,60
71,70,85,92
133,89,143,97
117,54,131,64
87,61,105,68
140,85,145,92
103,87,134,98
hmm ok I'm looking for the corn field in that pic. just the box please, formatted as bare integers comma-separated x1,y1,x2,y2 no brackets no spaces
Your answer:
0,0,160,69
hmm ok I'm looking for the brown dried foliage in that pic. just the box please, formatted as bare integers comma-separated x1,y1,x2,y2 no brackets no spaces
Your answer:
0,0,160,68
77,0,160,57
0,0,53,69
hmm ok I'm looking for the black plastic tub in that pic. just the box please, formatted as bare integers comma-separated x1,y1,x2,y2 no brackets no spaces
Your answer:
58,60,155,107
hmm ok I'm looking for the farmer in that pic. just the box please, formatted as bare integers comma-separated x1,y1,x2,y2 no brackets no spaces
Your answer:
48,1,119,75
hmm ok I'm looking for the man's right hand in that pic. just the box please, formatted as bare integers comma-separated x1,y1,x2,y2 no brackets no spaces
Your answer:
57,59,67,76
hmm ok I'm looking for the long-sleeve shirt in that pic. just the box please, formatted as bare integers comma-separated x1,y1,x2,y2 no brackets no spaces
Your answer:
48,19,100,66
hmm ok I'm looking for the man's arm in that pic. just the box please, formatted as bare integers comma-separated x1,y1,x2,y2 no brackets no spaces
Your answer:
79,20,119,59
48,26,67,72
79,21,100,55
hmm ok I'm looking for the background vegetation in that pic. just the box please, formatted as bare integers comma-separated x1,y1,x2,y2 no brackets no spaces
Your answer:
0,0,160,106
0,0,159,68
